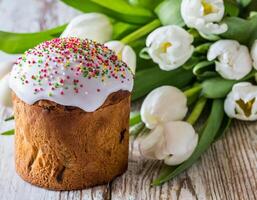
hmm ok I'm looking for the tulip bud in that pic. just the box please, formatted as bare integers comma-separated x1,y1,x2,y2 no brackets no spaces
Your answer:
224,82,257,121
146,25,194,71
251,40,257,69
0,74,12,107
161,121,198,165
0,51,21,63
138,125,164,159
140,86,188,129
61,13,113,43
105,41,137,74
0,60,15,107
181,0,227,35
139,121,198,165
0,61,14,79
207,40,252,80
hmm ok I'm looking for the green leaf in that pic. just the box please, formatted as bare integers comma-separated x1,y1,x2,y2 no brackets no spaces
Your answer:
193,61,214,76
214,116,232,141
197,71,219,80
194,43,212,54
183,56,204,70
139,47,151,60
129,0,164,10
202,78,237,99
155,0,185,26
132,67,194,101
224,0,240,16
202,71,255,98
199,32,220,41
112,21,139,40
193,61,218,80
221,15,257,45
237,0,252,7
61,0,154,24
0,25,66,54
152,99,224,185
242,0,257,18
249,16,257,45
1,129,15,136
121,19,161,44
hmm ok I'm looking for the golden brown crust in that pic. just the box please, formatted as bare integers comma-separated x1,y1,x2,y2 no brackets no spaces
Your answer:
13,91,130,190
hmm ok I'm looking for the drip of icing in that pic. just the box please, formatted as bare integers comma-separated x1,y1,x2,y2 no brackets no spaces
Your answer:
9,38,134,112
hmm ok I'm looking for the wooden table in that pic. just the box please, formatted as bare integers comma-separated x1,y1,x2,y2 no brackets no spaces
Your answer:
0,1,257,199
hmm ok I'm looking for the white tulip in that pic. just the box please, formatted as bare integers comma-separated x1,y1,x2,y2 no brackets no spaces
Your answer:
139,121,198,165
207,40,252,80
0,74,12,107
140,86,188,129
138,125,164,160
0,61,14,79
146,25,194,71
181,0,227,35
251,40,257,69
105,41,137,74
0,51,21,63
0,60,15,107
224,82,257,121
61,13,113,43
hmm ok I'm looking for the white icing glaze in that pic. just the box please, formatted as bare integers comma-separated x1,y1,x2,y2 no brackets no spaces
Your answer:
9,38,134,112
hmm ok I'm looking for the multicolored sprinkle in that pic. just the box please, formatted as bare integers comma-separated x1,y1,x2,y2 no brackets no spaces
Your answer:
9,38,134,112
13,37,132,96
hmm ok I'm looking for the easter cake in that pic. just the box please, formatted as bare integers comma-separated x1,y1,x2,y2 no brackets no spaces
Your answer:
9,37,134,190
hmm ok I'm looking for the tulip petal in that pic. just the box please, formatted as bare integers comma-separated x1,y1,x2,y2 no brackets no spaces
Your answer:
251,40,257,69
139,121,199,165
224,82,257,121
61,13,113,43
122,45,137,74
181,0,227,35
0,74,12,107
140,86,188,129
161,121,198,165
207,40,252,80
139,125,164,159
105,40,136,74
0,61,14,80
146,25,194,70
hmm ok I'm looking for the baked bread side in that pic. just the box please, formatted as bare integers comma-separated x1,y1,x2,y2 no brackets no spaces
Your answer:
14,91,130,190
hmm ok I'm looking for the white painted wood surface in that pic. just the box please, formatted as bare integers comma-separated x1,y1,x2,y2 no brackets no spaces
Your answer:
0,1,257,199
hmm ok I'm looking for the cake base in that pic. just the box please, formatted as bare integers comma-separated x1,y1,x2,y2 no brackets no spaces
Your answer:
13,92,130,190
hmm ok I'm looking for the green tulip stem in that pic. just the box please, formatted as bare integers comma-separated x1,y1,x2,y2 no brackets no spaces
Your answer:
184,84,202,98
130,112,142,126
121,19,161,44
186,96,207,125
130,122,145,138
183,84,203,105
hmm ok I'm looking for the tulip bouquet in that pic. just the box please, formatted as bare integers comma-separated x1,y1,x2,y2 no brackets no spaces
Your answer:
1,0,257,185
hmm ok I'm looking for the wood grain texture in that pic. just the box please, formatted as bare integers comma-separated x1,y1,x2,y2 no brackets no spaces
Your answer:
0,0,257,199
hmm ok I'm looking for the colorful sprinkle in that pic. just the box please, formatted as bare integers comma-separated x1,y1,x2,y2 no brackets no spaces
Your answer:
11,37,133,97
